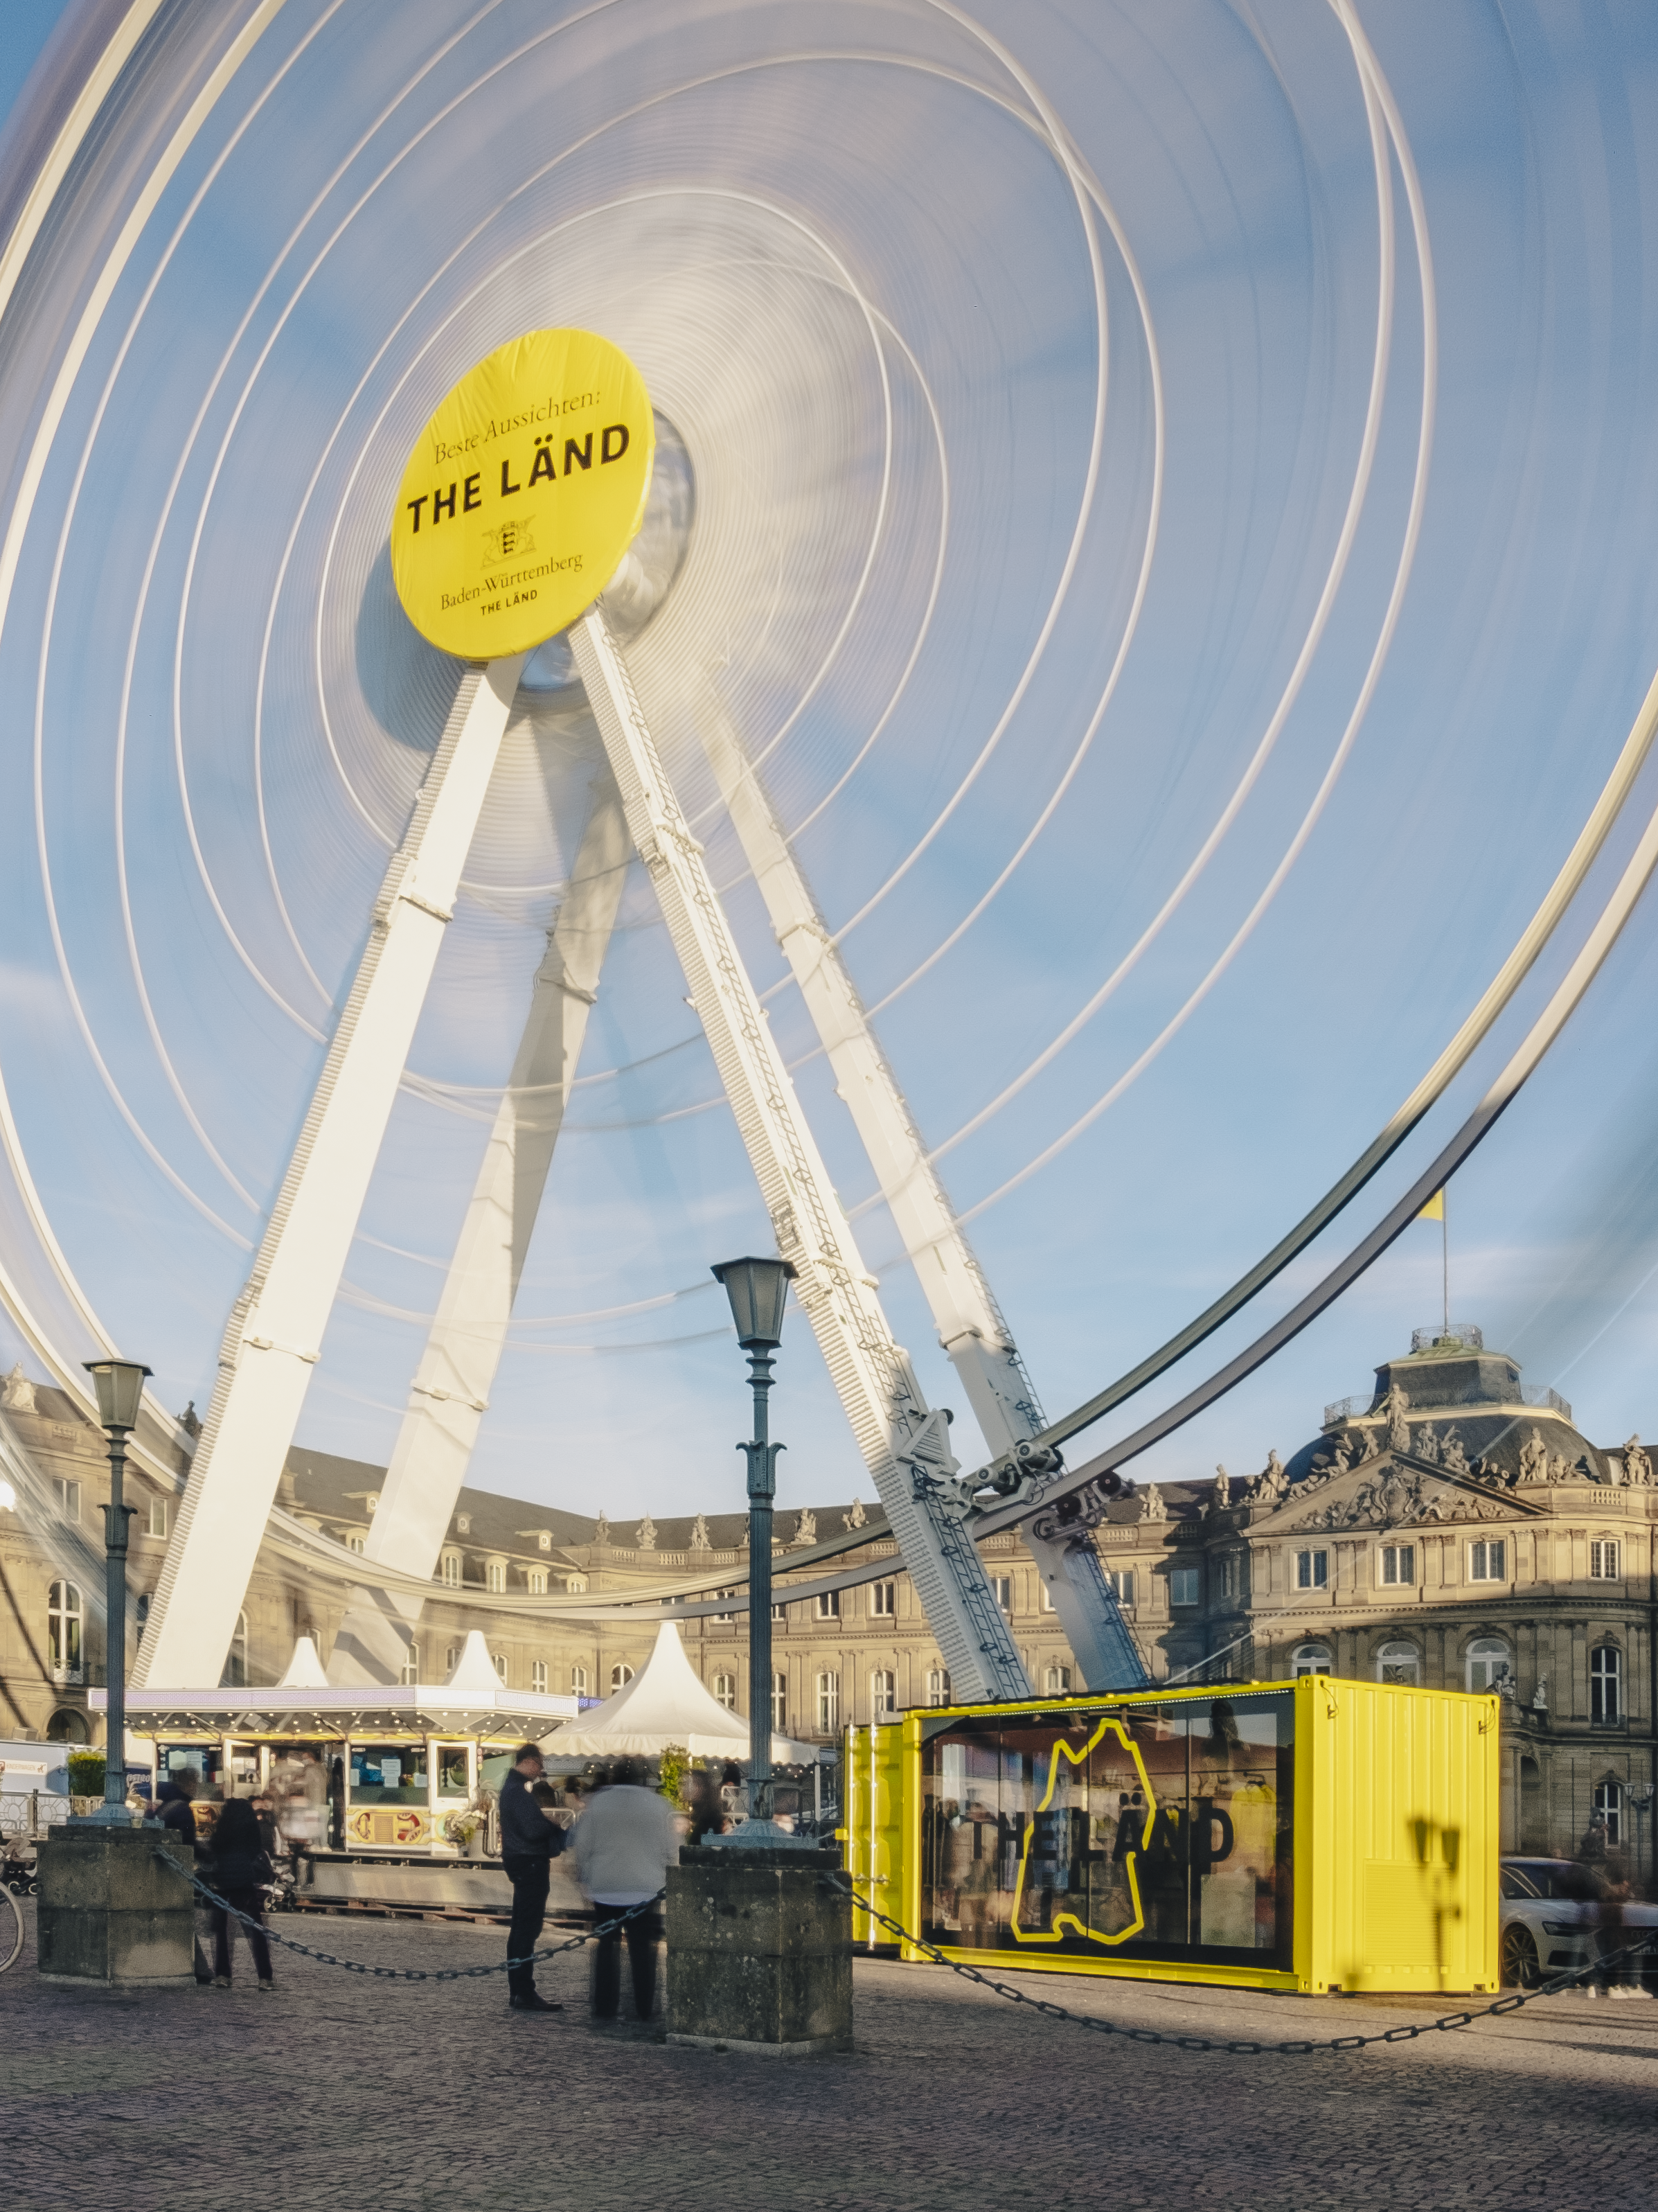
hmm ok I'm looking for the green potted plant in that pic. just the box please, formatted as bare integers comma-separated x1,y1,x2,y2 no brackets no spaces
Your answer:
66,1751,105,1814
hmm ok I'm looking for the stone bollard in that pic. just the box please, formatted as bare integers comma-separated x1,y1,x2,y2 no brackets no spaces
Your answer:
37,1825,197,1987
666,1843,852,2056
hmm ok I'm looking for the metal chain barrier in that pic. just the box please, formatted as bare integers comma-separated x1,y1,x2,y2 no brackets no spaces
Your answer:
157,1850,663,1982
826,1872,1658,2056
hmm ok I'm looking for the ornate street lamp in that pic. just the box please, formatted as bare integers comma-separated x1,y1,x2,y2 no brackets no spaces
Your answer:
82,1358,152,1824
711,1255,794,1833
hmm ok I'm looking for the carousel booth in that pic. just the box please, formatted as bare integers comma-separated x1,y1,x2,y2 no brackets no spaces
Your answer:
95,1631,578,1915
845,1675,1501,1996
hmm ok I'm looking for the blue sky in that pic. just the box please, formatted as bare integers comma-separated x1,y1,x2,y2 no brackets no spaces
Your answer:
3,1,1658,1525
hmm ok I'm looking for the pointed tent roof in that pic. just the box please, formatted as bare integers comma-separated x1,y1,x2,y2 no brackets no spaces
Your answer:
540,1621,821,1762
276,1634,330,1688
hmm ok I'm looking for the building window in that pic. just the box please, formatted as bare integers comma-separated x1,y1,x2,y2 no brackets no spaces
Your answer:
445,1645,458,1676
1375,1640,1419,1687
54,1477,80,1522
816,1671,840,1731
1465,1636,1510,1693
871,1581,895,1618
146,1496,168,1539
1468,1540,1506,1584
713,1671,736,1710
772,1600,787,1622
714,1590,738,1621
926,1666,952,1708
455,1513,471,1536
1591,1646,1622,1726
485,1561,506,1593
609,1662,634,1691
1169,1567,1200,1608
1043,1664,1073,1695
440,1552,461,1588
1291,1642,1332,1678
492,1652,508,1684
1590,1539,1621,1580
1103,1570,1135,1607
1594,1779,1624,1846
538,1532,551,1552
991,1576,1013,1614
220,1610,249,1689
1039,1582,1056,1613
1296,1549,1328,1591
530,1660,548,1695
47,1580,82,1682
571,1665,589,1697
813,1590,840,1621
346,1532,365,1555
566,1574,587,1595
1380,1544,1415,1588
527,1568,547,1595
772,1672,787,1731
1221,1554,1249,1602
871,1668,895,1718
400,1645,420,1688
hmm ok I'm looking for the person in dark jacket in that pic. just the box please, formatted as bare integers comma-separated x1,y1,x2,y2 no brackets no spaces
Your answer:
499,1743,566,2013
203,1795,275,1990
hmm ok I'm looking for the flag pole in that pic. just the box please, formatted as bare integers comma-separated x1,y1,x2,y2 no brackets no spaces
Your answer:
1442,1188,1450,1338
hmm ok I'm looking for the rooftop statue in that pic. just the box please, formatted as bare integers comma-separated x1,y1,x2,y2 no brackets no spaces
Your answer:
842,1497,868,1530
636,1514,657,1550
1,1362,34,1414
794,1508,817,1546
690,1513,711,1550
1622,1435,1652,1487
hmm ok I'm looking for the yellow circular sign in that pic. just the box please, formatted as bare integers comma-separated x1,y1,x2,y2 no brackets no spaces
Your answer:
390,328,654,660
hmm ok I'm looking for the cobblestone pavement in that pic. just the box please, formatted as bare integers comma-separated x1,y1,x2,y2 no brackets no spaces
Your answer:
6,1902,1657,2211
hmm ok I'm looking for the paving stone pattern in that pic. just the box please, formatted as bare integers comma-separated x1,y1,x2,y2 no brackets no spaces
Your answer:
5,1902,1657,2211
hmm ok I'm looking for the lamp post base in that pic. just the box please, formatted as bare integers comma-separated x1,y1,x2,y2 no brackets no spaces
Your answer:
666,1843,852,2055
37,1826,196,1986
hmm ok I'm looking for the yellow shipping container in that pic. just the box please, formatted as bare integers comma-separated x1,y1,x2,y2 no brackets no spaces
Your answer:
844,1675,1498,1995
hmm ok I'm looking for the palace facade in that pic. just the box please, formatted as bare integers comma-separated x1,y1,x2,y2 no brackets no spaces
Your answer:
3,1325,1652,1874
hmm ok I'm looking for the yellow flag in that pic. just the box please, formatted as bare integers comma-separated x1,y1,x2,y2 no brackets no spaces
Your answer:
1417,1189,1445,1222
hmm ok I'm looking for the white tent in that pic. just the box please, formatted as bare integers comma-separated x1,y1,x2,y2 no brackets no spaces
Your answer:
540,1621,822,1762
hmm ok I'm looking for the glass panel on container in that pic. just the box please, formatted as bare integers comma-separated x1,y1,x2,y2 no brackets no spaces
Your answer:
921,1689,1294,1970
434,1743,472,1799
349,1741,430,1804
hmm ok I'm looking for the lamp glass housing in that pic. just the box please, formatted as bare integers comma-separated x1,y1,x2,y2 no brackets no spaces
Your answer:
82,1358,152,1433
711,1256,795,1350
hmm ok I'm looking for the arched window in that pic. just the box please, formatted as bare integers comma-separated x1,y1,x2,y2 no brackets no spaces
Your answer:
1292,1642,1332,1678
530,1660,547,1695
609,1661,634,1691
400,1642,420,1688
1594,1779,1624,1845
492,1651,508,1685
46,1707,89,1744
1591,1645,1622,1725
1043,1664,1073,1695
1375,1640,1419,1687
571,1664,589,1697
713,1671,736,1710
816,1672,839,1732
219,1611,248,1689
440,1552,461,1588
871,1668,895,1718
485,1561,506,1593
771,1671,787,1731
926,1666,952,1708
48,1581,82,1683
526,1568,548,1595
1465,1637,1510,1694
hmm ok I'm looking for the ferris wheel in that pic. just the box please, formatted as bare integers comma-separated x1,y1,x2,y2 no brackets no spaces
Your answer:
2,2,1657,1699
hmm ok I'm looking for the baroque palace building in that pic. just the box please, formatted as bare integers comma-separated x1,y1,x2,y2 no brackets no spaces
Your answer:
1,1325,1653,1873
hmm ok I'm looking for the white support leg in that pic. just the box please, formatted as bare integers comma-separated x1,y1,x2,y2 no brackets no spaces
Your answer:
136,656,526,1689
573,611,1029,1703
329,776,630,1685
693,689,1042,1456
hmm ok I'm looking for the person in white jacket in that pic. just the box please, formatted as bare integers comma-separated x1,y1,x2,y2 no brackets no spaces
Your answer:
571,1759,681,2023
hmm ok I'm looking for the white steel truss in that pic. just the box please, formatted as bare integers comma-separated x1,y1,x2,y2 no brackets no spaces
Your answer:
573,610,1030,1702
136,657,526,1688
328,777,632,1687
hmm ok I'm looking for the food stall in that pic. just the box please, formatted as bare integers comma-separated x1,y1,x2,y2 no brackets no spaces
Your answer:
93,1632,578,1915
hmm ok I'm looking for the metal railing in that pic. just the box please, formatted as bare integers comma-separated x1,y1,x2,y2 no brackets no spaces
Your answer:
1411,1323,1483,1352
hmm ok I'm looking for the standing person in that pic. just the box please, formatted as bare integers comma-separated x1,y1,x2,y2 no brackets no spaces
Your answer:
148,1767,213,1984
202,1795,275,1992
571,1758,679,2027
499,1743,566,2014
685,1769,727,1847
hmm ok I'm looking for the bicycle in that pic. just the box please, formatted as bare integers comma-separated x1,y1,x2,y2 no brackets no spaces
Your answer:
0,1877,24,1973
